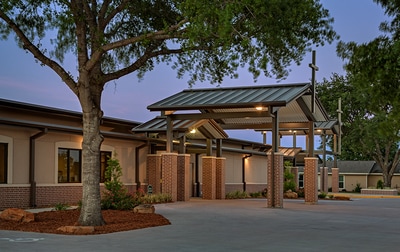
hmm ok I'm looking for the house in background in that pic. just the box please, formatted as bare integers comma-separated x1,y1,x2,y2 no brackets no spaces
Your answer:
324,161,400,192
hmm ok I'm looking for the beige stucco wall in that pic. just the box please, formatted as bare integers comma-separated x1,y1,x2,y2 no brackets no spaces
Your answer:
245,155,267,184
0,127,31,184
1,124,146,187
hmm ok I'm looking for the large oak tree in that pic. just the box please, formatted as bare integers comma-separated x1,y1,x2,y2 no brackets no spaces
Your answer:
318,0,400,187
0,0,337,226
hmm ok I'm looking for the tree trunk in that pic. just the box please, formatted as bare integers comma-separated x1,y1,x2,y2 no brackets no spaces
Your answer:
78,96,105,226
382,166,393,188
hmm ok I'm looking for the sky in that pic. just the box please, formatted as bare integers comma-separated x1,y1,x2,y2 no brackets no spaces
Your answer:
0,1,390,146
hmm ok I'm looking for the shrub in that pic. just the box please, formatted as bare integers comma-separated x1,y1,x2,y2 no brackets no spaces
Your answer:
226,190,248,199
249,191,263,198
284,167,296,192
377,180,384,189
140,193,173,204
262,188,268,197
101,156,137,210
297,188,305,198
318,192,327,199
53,202,69,211
353,183,362,193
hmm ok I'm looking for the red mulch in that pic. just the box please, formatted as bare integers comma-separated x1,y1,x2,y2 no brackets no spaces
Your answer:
0,209,170,235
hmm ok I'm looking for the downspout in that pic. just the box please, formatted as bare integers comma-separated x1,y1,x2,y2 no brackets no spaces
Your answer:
242,154,252,192
30,128,48,208
135,142,148,190
195,153,200,197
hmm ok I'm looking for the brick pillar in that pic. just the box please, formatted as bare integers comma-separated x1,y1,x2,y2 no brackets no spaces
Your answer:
291,167,299,191
202,156,216,200
304,157,318,204
146,154,161,194
161,153,178,202
216,157,226,200
267,153,283,208
323,167,328,193
320,167,325,192
331,168,339,193
177,154,190,201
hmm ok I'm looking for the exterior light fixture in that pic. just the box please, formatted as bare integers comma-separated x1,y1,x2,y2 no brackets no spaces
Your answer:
190,129,196,134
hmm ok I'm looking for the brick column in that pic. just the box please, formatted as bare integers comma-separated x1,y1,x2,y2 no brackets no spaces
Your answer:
177,154,190,201
304,157,318,204
267,153,283,208
161,153,178,202
331,168,339,193
290,167,299,191
146,154,161,194
320,167,325,192
323,167,328,193
202,156,216,200
216,157,226,200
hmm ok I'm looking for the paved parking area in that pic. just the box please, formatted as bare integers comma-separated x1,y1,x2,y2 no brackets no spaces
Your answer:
1,197,400,251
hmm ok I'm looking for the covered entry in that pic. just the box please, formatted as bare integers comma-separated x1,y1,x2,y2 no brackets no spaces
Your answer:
139,83,331,207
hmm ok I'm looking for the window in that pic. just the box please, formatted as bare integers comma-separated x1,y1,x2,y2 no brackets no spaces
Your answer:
298,173,304,188
100,151,112,183
339,175,344,189
0,143,7,184
58,148,82,183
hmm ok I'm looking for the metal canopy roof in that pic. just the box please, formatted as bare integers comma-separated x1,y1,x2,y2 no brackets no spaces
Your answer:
149,83,310,110
132,116,228,139
147,83,331,131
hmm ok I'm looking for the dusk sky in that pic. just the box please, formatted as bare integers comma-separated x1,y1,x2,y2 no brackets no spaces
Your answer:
0,1,389,145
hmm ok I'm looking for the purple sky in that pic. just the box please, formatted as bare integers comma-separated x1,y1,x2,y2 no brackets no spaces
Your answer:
0,1,389,145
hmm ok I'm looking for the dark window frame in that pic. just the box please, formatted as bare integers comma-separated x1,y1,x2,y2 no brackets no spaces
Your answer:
58,148,82,183
0,142,8,184
100,151,112,183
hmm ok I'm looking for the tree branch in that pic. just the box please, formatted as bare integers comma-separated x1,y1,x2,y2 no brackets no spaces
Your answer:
85,19,187,71
99,0,130,31
103,47,184,83
0,10,77,94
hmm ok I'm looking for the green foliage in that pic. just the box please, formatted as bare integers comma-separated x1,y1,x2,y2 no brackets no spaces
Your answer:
140,193,173,204
226,190,248,199
53,202,69,211
284,167,296,193
297,188,305,198
0,1,338,86
332,1,400,187
249,191,263,198
353,183,362,193
318,192,327,199
377,180,384,189
101,157,137,210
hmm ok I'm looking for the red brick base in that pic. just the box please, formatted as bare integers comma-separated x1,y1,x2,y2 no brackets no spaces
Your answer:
216,157,226,199
267,153,283,208
177,154,190,201
304,158,318,204
202,156,216,200
331,168,339,193
161,153,178,202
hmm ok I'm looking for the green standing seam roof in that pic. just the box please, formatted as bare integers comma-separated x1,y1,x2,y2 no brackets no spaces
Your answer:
147,83,311,110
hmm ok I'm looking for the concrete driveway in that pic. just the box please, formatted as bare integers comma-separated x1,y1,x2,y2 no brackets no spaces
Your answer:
1,197,400,251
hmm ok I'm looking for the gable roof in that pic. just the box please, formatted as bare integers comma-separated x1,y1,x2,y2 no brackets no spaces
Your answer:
147,83,331,131
132,116,228,139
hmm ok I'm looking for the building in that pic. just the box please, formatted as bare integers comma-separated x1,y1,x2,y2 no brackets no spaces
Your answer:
1,83,349,209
